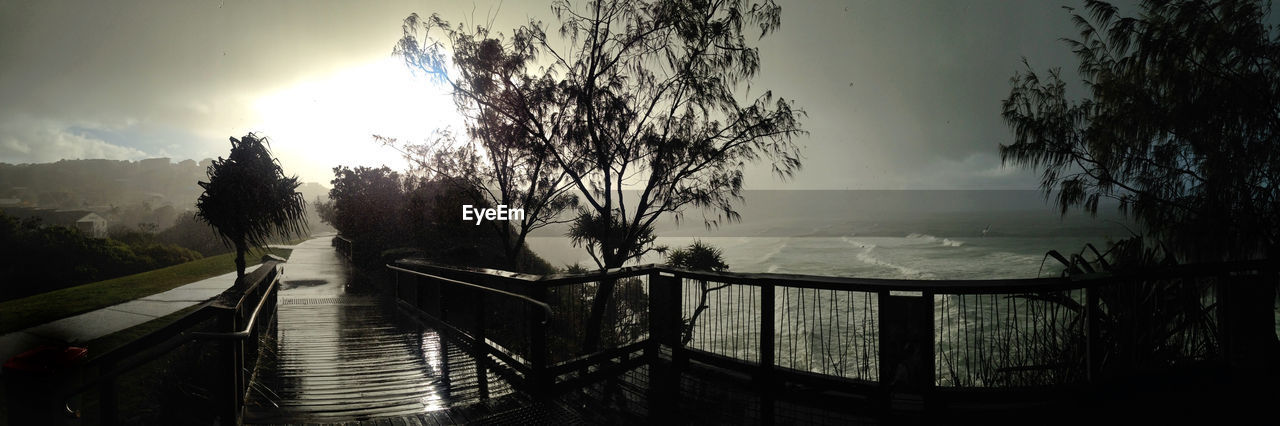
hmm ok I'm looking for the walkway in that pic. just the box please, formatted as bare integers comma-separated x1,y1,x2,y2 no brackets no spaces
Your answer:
242,238,583,424
0,269,246,366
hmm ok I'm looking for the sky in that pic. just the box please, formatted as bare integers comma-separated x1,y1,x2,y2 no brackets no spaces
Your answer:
0,0,1208,190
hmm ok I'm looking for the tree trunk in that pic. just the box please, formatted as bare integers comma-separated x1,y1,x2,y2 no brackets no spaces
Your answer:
583,252,623,352
234,239,247,280
583,279,616,352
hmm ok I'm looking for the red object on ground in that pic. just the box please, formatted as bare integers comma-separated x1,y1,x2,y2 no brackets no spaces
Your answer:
2,346,88,374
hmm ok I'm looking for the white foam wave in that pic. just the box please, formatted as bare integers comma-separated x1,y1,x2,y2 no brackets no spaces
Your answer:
845,236,935,279
757,239,789,264
840,236,876,249
906,233,964,247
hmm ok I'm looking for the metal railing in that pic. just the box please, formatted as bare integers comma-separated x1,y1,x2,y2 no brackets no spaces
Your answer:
387,258,1277,410
333,235,354,260
52,261,284,425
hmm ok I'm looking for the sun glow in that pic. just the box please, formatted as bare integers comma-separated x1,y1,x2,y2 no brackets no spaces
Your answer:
252,58,464,183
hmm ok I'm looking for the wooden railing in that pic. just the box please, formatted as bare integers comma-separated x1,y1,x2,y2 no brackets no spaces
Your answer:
387,258,1278,415
333,235,354,260
50,260,284,425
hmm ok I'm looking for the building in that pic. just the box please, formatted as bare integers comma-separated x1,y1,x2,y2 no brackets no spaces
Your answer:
1,207,110,238
75,212,108,238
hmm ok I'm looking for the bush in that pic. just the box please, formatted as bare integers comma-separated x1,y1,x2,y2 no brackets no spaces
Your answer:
0,211,205,301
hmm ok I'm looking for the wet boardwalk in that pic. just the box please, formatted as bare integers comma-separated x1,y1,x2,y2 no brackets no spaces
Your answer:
242,238,556,425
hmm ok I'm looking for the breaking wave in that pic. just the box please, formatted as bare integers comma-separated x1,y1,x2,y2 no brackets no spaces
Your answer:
906,233,964,247
843,236,936,279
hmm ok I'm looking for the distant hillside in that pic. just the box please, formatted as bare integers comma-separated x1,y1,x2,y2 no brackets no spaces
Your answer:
0,158,331,232
0,158,210,209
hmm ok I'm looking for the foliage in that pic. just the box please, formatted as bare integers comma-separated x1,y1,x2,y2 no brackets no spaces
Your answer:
544,276,651,362
326,165,406,244
379,93,576,271
324,166,558,273
397,0,804,351
1007,233,1222,385
999,0,1280,383
665,240,730,345
999,0,1280,262
665,240,730,272
313,196,336,229
0,246,289,334
197,133,308,278
0,210,203,302
396,0,804,269
156,212,233,256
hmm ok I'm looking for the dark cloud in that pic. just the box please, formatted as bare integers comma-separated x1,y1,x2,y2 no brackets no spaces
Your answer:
6,0,1261,188
741,0,1092,189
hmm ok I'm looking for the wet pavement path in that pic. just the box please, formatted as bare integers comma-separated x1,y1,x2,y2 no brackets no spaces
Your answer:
242,238,531,424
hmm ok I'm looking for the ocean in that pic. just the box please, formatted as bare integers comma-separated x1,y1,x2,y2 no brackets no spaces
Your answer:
525,190,1134,278
519,191,1273,387
521,191,1148,385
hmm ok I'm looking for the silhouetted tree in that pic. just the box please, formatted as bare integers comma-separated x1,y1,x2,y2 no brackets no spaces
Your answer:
197,133,307,279
396,0,804,350
325,165,406,259
386,0,580,272
665,240,729,345
1002,0,1279,375
157,212,229,256
1000,0,1280,262
313,196,336,229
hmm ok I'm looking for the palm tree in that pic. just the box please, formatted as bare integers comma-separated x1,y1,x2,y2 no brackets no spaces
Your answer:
666,241,730,346
197,133,307,280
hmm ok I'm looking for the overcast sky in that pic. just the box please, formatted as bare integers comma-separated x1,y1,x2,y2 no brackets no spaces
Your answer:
1,0,1224,189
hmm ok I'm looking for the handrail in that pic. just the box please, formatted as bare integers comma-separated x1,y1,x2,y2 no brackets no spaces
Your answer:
519,259,1276,293
386,264,553,321
188,268,280,340
59,262,284,417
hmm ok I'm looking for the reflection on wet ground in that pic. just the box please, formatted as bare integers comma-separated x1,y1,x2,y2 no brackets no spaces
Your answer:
277,279,329,290
237,238,861,424
242,238,518,424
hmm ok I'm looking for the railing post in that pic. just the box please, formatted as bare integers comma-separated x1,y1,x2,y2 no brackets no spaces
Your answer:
1086,284,1101,383
648,272,682,349
474,290,486,348
474,289,489,399
211,302,238,424
528,284,550,393
647,271,682,422
99,361,118,426
760,281,776,425
1218,264,1276,382
878,289,934,411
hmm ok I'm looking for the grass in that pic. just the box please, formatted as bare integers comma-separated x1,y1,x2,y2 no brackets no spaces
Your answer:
0,247,292,335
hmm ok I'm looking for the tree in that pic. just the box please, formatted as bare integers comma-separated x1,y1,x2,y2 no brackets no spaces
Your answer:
385,0,580,271
1000,0,1280,262
378,112,577,271
1001,0,1279,375
396,0,804,350
196,133,307,279
324,165,406,260
665,240,730,345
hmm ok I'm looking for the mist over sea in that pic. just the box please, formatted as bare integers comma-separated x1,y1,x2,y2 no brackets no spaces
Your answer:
527,190,1134,279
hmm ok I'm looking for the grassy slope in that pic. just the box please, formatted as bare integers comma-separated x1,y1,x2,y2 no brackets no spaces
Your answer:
0,247,291,335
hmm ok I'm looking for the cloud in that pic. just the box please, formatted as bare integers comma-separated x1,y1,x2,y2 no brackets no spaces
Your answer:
0,116,150,163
